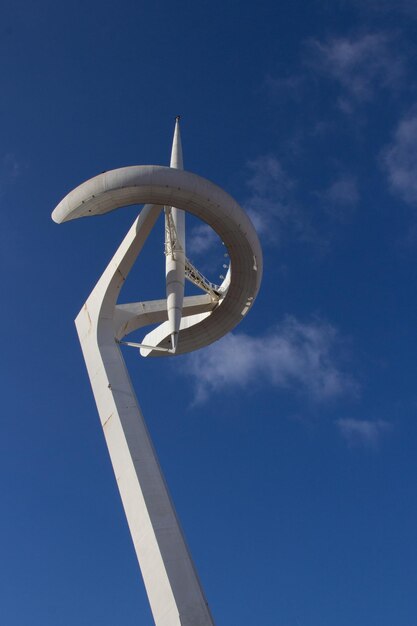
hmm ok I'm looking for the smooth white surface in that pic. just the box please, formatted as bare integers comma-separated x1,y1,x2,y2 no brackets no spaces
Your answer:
75,205,215,626
52,165,262,356
165,117,185,352
53,131,262,625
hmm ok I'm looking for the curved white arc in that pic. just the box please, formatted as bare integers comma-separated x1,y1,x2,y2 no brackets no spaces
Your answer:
217,265,231,296
140,310,212,357
52,166,263,356
53,156,263,626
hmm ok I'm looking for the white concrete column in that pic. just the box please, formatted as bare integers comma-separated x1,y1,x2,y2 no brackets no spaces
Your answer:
76,204,215,626
165,117,185,352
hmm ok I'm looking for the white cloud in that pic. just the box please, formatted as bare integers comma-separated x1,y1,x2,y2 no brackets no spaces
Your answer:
187,223,219,256
244,155,308,244
186,222,228,285
187,155,305,257
324,175,359,207
309,33,404,110
187,157,294,254
181,316,357,404
381,111,417,205
247,155,293,197
321,174,359,220
337,418,391,447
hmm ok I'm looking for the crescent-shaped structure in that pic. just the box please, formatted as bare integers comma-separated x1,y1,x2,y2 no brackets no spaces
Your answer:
52,119,262,626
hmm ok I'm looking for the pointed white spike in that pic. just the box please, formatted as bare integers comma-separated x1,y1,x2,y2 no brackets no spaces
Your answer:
165,116,186,352
170,115,183,169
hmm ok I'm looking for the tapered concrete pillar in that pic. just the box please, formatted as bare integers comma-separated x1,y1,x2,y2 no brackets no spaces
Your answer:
75,205,215,626
165,117,185,353
52,121,262,626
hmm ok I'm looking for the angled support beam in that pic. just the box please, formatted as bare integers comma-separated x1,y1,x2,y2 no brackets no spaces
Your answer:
114,293,216,341
75,203,215,626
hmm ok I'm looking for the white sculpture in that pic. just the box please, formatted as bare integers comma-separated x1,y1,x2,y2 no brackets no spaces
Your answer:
52,118,262,626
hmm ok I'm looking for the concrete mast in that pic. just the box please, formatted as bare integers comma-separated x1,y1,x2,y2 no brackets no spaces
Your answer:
165,116,185,353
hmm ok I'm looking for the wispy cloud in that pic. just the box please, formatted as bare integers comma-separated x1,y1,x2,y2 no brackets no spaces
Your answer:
324,174,359,207
188,155,312,257
337,418,391,447
243,155,314,245
381,109,417,205
181,316,357,405
245,155,293,235
187,223,219,256
321,173,359,220
308,33,404,112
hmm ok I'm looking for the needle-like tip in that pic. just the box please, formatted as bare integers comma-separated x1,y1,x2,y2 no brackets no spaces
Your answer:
170,117,183,169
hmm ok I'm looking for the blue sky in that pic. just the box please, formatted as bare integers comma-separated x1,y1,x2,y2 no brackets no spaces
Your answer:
1,1,417,624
